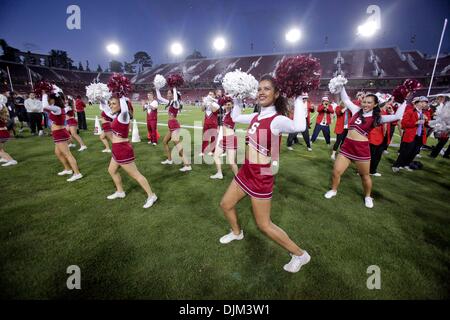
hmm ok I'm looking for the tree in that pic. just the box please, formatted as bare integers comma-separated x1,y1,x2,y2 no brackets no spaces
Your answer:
48,50,74,69
0,39,20,62
78,62,84,71
124,62,135,73
109,60,123,73
85,60,91,72
96,64,103,72
185,50,206,60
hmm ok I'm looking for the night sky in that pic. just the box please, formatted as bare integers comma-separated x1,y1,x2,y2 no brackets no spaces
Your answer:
0,0,449,69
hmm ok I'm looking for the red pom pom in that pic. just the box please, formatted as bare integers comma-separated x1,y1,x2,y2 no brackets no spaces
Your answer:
392,85,408,103
218,96,232,106
275,55,321,98
403,79,422,93
107,73,132,98
167,74,184,88
34,80,53,98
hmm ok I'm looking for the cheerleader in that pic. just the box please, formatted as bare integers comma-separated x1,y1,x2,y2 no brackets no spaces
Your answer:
143,92,159,145
42,91,83,182
210,96,238,179
155,87,192,172
331,101,350,160
65,97,87,151
0,103,17,167
106,96,157,208
200,91,220,157
324,87,407,208
219,75,310,273
98,101,114,153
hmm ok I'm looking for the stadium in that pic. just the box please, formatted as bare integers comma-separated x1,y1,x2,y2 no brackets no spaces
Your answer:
0,0,449,307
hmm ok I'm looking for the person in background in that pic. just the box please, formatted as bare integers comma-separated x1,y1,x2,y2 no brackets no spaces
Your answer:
5,91,17,137
392,96,429,172
25,92,44,136
429,95,449,158
14,93,28,133
331,100,350,160
287,93,313,152
311,96,334,147
75,95,87,130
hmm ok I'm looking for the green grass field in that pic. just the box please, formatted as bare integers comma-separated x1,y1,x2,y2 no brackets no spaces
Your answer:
1,104,449,299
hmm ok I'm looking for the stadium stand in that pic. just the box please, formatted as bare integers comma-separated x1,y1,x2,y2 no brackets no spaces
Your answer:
1,46,449,103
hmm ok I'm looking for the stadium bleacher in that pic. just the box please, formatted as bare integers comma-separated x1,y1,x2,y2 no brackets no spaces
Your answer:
1,46,449,102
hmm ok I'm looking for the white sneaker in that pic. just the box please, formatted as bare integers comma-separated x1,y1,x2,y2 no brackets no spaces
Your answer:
219,230,244,244
179,165,192,172
78,145,87,152
331,154,336,161
1,159,18,167
324,190,337,199
364,196,374,209
58,169,73,176
207,152,214,156
38,130,44,136
152,143,157,146
143,194,158,208
102,149,111,153
288,146,294,151
307,148,312,152
392,167,400,173
148,141,152,144
221,153,227,157
283,251,311,273
107,191,126,200
161,159,173,165
415,154,422,159
210,172,223,180
198,153,205,157
0,158,7,163
383,150,389,155
67,173,83,182
68,143,76,148
370,172,382,177
403,166,413,172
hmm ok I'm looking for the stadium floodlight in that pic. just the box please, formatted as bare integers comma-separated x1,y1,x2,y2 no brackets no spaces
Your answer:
170,42,184,56
357,21,378,37
213,37,227,51
285,28,302,43
106,43,120,55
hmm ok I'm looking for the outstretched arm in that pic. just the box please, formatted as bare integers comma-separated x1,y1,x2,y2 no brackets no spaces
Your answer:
42,94,61,114
340,87,361,115
380,101,407,124
270,96,307,135
117,97,130,124
231,98,257,124
155,88,169,104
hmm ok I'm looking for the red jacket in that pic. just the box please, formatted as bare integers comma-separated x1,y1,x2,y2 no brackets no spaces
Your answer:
401,108,428,144
334,105,351,134
369,124,385,146
315,104,334,125
75,99,86,112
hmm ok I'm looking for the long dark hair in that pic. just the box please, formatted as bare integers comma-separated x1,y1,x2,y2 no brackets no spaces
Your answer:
259,74,288,116
49,92,65,108
358,93,382,128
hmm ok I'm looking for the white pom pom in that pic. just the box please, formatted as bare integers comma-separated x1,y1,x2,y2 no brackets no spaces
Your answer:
85,83,112,102
0,94,7,106
430,102,450,135
328,75,348,94
222,69,258,99
154,74,167,89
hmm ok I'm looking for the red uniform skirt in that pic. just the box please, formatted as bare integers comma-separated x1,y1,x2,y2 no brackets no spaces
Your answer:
102,122,112,132
67,118,78,127
339,138,371,161
52,128,71,143
112,142,135,165
220,135,237,150
168,119,180,132
234,160,274,199
0,129,10,143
